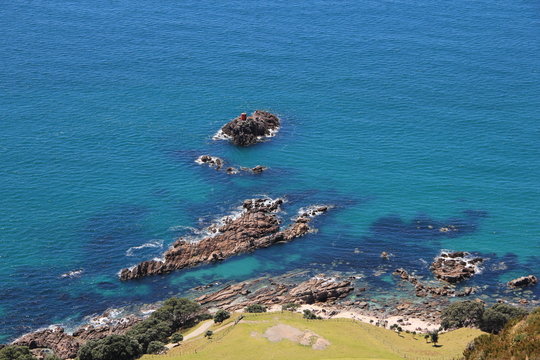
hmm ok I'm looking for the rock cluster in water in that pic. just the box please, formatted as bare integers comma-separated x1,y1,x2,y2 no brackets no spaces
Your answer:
393,268,475,297
119,199,331,280
508,275,538,288
430,251,483,283
12,316,141,359
216,110,280,146
195,155,268,175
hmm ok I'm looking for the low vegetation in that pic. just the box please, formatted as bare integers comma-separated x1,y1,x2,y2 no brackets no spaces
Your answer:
244,304,267,313
441,300,528,333
302,309,322,320
463,307,539,360
0,345,36,360
281,303,300,312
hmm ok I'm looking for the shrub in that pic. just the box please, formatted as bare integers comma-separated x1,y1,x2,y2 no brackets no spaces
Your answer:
126,317,172,353
281,303,300,312
245,304,267,313
127,297,202,353
429,330,439,346
204,330,213,338
151,297,201,329
197,313,213,321
78,334,142,360
302,309,321,320
146,341,166,355
441,301,484,330
0,346,36,360
480,303,528,334
213,309,230,323
170,333,183,343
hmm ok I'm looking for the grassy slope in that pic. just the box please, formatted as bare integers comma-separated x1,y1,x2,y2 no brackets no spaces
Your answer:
143,312,483,360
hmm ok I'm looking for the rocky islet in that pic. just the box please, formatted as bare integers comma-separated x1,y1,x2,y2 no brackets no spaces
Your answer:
214,110,281,146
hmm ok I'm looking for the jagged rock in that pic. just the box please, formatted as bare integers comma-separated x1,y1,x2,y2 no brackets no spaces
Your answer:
71,315,141,341
13,327,80,360
251,165,267,174
196,155,223,170
196,155,268,175
217,110,280,146
508,275,538,288
12,315,142,359
120,199,331,280
393,268,474,297
196,276,353,309
288,277,353,304
430,251,483,283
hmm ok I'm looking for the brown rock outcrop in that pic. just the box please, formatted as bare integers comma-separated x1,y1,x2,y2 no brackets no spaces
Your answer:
430,251,483,283
71,315,141,341
216,110,280,146
508,275,538,288
393,268,475,297
13,327,80,360
12,315,142,359
120,199,331,280
287,277,353,304
196,276,353,310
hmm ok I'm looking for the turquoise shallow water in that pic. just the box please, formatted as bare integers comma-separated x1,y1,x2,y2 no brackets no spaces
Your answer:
1,0,539,342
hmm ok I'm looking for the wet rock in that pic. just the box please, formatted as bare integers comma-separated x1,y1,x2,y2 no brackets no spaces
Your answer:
508,275,538,288
393,268,474,297
120,198,331,280
430,251,483,283
251,165,267,174
216,110,280,146
196,155,268,175
196,155,224,170
71,315,141,341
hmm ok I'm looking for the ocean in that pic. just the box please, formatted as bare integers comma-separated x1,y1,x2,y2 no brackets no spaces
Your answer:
1,0,539,342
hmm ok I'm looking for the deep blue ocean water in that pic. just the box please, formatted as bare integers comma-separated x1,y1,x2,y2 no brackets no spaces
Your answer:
1,0,539,342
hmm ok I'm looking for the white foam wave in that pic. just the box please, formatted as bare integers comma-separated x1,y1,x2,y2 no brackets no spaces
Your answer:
212,129,231,141
125,240,164,257
61,269,84,278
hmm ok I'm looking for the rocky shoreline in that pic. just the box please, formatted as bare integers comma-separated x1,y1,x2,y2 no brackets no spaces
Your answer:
119,198,332,280
9,264,539,359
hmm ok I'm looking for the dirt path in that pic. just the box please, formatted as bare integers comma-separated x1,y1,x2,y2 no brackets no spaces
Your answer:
183,320,214,341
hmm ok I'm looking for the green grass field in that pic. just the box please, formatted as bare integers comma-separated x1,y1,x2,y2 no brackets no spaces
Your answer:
142,312,483,360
